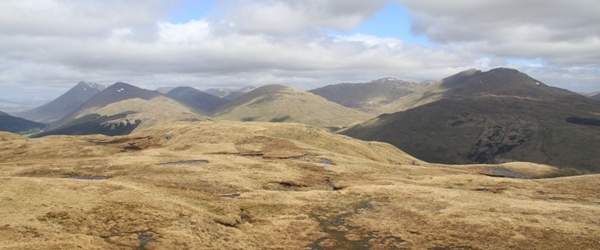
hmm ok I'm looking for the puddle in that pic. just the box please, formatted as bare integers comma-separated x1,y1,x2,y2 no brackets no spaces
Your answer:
489,168,532,179
157,160,209,166
67,176,111,180
136,230,157,250
309,213,373,250
320,158,335,165
219,194,240,199
100,230,158,249
309,201,403,250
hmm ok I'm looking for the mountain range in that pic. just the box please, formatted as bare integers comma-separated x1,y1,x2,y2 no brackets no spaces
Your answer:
34,82,204,137
5,67,600,173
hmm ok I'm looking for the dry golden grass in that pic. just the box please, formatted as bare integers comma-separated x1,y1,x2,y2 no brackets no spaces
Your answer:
213,85,373,129
0,122,599,249
83,97,207,133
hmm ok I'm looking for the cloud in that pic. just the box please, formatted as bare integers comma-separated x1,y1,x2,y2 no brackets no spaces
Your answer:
0,0,171,38
221,0,389,35
0,0,599,103
399,0,600,66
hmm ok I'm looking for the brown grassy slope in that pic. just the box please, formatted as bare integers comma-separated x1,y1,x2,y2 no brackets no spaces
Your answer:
47,82,164,130
213,84,373,129
37,96,207,137
0,122,599,249
90,97,207,132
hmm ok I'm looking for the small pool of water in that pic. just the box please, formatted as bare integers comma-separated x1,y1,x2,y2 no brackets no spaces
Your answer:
67,176,111,180
489,168,533,179
219,194,241,199
320,158,335,165
157,160,209,166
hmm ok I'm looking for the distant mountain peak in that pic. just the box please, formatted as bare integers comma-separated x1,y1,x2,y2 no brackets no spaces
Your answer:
77,81,106,90
374,77,399,82
15,81,108,123
111,82,135,88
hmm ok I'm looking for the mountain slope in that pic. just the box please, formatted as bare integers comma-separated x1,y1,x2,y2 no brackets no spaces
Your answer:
166,87,229,114
309,77,423,114
16,81,106,123
591,93,600,100
213,85,373,129
37,82,205,137
342,68,600,173
0,110,45,134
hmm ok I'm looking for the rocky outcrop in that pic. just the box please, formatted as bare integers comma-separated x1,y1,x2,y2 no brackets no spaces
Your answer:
467,120,534,163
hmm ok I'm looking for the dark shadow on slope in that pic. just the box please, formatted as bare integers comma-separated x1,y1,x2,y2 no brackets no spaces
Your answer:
32,113,141,137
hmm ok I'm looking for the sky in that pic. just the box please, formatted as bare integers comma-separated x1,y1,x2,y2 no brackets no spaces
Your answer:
1,0,599,103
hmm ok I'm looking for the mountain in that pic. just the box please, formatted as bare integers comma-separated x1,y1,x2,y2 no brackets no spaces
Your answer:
204,88,234,98
36,82,204,137
213,84,373,130
342,68,600,173
155,87,175,94
591,93,600,100
205,86,256,100
166,87,229,114
0,110,45,134
309,77,424,114
16,81,106,124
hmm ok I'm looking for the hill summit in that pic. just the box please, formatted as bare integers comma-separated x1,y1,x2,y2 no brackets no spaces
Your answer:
214,84,373,129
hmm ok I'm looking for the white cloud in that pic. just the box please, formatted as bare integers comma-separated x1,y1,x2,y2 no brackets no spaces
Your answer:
399,0,600,66
0,0,171,37
221,0,389,35
158,20,211,44
0,0,599,102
